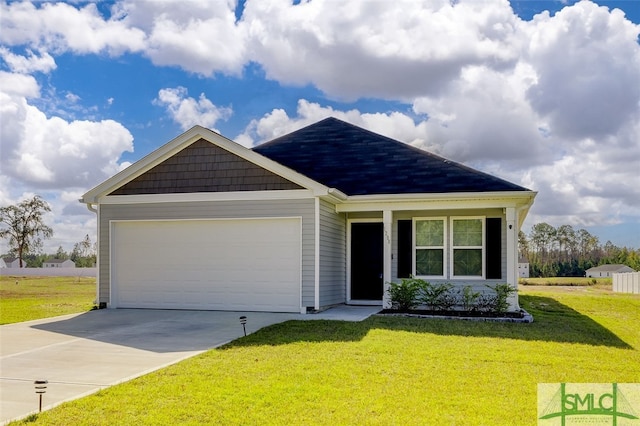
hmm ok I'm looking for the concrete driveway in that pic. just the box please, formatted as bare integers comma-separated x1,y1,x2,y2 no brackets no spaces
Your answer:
0,306,380,424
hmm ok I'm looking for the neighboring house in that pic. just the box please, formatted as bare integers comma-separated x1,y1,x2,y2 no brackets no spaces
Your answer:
42,259,76,268
81,118,536,313
586,264,635,278
2,257,23,268
518,258,530,278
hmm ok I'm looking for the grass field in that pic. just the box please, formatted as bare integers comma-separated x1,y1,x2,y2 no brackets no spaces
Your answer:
9,285,639,425
519,276,611,286
0,276,96,324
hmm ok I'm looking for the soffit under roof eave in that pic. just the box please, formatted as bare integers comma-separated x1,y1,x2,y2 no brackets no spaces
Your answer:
89,189,316,205
80,125,333,204
335,191,537,213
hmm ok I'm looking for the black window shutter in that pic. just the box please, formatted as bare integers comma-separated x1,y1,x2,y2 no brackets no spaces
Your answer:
397,220,412,278
486,218,502,279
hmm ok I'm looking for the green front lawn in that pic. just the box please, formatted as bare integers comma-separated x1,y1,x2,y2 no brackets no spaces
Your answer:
14,286,639,425
0,276,96,324
519,276,611,286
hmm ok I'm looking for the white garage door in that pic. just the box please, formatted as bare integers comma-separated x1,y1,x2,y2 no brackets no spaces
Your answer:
111,218,301,312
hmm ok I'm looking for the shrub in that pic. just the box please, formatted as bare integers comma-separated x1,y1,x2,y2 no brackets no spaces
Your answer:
486,283,517,314
460,285,481,313
387,278,422,311
475,293,497,313
418,282,456,311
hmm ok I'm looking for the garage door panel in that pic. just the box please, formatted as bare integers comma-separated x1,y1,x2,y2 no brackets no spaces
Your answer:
112,218,301,312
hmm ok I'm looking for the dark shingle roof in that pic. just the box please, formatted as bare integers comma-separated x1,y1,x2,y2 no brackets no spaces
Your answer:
587,264,634,272
253,117,529,196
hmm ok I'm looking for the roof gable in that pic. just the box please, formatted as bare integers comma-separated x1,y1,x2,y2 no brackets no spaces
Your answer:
254,117,529,196
110,139,302,195
82,126,333,204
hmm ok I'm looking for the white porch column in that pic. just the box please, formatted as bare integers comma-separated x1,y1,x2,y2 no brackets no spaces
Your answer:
505,207,519,310
382,210,393,309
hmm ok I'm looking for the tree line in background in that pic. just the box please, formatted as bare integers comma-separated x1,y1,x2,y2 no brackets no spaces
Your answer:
0,195,96,268
519,223,640,277
23,234,97,268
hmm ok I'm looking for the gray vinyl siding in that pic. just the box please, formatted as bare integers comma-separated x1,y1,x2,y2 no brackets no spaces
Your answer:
318,199,346,306
391,209,506,293
98,198,316,307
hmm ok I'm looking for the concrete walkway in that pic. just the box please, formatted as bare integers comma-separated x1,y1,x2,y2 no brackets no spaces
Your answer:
0,305,380,424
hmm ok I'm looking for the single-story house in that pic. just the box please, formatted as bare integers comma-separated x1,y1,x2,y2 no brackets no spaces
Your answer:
42,259,76,268
586,264,635,278
1,257,23,268
80,117,536,313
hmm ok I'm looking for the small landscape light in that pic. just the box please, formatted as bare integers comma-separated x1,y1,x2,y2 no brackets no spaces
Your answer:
239,316,247,336
34,379,47,412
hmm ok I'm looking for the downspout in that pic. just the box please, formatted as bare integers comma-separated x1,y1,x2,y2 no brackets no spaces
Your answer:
83,202,103,308
314,198,320,312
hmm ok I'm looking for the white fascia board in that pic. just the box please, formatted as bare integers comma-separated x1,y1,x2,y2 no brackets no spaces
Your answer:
335,191,537,213
98,189,315,205
81,125,332,204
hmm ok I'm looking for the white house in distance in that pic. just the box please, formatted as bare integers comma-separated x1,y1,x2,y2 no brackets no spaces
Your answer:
42,259,76,268
518,258,530,278
1,257,23,268
585,264,634,278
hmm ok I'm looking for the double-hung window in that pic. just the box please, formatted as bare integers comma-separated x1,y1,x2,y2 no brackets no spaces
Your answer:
411,216,488,279
451,217,484,278
414,218,446,278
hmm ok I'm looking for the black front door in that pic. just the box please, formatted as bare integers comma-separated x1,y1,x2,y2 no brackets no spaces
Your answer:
350,222,384,300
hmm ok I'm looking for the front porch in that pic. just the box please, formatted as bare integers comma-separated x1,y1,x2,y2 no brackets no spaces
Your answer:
340,196,532,312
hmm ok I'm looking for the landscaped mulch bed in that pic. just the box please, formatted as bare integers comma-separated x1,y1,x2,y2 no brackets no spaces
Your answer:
378,309,533,323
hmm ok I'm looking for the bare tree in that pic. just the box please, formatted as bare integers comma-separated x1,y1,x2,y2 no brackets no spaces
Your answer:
0,196,54,267
71,234,96,267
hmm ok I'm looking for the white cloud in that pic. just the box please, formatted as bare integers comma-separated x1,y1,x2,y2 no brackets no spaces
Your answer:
0,70,40,97
0,47,56,73
154,87,232,131
65,92,81,103
243,0,522,100
1,70,134,190
523,1,640,141
117,0,247,75
0,1,146,55
411,63,551,168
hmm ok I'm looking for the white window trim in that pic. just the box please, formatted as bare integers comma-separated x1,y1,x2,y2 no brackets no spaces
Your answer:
413,217,447,279
450,216,485,280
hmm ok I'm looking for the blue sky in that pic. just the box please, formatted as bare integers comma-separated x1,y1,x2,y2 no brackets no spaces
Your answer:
1,0,639,253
